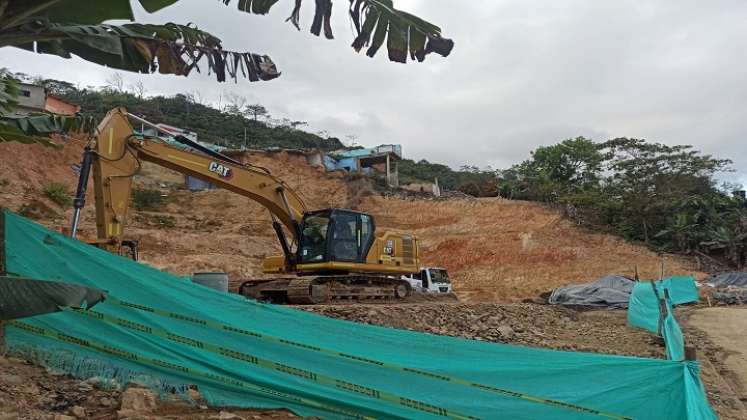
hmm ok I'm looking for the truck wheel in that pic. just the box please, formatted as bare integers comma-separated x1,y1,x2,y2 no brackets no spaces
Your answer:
395,283,410,299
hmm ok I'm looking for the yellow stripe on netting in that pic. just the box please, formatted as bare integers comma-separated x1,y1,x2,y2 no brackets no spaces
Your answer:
62,307,476,420
8,321,372,420
106,297,630,420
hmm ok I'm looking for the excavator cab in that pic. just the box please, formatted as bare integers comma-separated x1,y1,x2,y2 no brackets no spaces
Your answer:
298,209,375,264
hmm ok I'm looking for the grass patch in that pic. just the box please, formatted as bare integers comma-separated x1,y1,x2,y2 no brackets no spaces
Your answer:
42,182,72,207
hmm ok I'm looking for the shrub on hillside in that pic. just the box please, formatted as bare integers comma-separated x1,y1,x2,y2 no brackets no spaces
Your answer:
42,182,72,207
132,188,164,210
151,214,176,228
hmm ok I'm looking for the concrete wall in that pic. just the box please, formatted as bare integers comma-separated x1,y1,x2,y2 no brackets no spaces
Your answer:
16,84,46,111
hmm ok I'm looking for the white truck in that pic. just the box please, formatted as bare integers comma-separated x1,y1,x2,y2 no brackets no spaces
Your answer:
402,267,452,294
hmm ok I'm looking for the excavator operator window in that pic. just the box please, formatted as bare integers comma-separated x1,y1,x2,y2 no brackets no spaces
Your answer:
330,212,359,261
299,210,376,264
299,214,330,263
359,214,374,260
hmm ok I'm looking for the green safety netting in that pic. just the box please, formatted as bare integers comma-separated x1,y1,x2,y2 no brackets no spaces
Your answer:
627,277,699,362
1,210,716,419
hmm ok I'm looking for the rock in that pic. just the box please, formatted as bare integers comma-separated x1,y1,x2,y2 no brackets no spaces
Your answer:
45,367,67,376
187,388,203,402
77,381,94,392
210,411,243,419
53,415,74,420
0,373,23,385
0,413,20,420
120,387,158,412
100,396,113,407
496,325,515,339
70,405,86,418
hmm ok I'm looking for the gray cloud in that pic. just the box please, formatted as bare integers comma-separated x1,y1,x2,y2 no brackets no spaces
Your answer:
1,0,745,185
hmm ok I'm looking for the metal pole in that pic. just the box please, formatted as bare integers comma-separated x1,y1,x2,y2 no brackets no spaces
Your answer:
70,147,94,239
126,112,169,136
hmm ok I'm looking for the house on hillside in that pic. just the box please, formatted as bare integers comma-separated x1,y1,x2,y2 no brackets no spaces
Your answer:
307,144,402,187
15,83,80,116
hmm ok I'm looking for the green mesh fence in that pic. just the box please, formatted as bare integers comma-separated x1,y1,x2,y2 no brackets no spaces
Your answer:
1,210,716,419
627,277,699,362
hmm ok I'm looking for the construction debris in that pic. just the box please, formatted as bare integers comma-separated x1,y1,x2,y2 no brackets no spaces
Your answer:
705,272,747,304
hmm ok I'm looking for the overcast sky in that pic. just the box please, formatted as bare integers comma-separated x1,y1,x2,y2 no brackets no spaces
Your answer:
1,0,745,185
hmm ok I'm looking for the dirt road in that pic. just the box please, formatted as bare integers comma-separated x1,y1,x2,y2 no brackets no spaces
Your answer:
688,308,747,397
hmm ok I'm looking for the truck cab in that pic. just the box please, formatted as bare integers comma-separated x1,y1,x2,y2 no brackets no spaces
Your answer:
402,267,452,294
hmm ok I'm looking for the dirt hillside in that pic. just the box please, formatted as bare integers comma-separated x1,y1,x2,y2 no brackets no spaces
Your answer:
0,140,701,302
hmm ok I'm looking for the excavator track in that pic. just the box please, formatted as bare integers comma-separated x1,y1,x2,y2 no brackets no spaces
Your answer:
239,275,412,305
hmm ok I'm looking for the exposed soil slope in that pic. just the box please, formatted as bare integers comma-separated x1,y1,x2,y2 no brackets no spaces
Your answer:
0,140,701,301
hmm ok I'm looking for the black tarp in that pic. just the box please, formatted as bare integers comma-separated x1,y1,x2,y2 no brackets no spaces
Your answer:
706,272,747,304
706,272,747,288
0,276,106,320
548,275,635,309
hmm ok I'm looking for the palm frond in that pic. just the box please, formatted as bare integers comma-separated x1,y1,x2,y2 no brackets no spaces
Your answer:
1,19,280,82
349,0,453,63
0,112,96,147
223,0,454,63
0,74,20,113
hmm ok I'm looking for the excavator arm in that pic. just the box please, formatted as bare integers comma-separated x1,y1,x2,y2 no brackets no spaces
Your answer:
71,108,306,267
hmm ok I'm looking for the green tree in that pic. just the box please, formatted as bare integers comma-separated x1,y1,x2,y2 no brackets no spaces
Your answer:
245,104,269,121
600,138,730,243
510,137,604,202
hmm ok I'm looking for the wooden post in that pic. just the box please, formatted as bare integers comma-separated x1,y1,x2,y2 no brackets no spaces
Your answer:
0,209,5,353
0,206,5,276
685,346,697,361
660,259,665,280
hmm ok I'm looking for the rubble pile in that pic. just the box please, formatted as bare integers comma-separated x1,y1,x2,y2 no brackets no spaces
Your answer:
0,355,297,420
304,303,666,357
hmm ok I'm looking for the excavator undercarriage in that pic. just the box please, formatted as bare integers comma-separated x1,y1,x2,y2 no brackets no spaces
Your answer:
239,275,413,304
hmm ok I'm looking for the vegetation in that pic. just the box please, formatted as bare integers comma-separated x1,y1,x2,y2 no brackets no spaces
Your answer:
398,159,497,193
151,215,177,229
0,0,452,111
132,188,164,211
500,137,745,268
41,182,72,207
1,70,346,151
0,1,453,145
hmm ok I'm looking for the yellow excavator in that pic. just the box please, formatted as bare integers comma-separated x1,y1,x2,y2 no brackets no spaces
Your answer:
69,108,419,304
